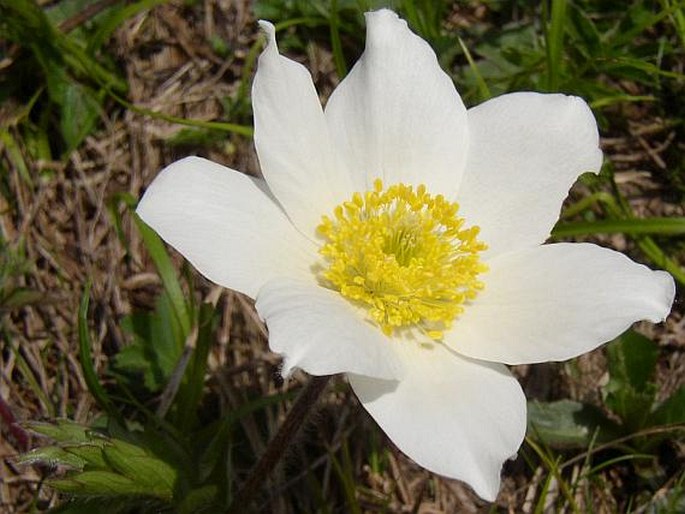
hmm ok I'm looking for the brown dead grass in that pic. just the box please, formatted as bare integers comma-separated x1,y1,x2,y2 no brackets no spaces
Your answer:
0,1,683,513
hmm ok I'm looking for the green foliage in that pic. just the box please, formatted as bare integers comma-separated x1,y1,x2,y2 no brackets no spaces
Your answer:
528,326,685,505
79,283,124,424
526,329,684,510
603,330,685,438
530,330,685,450
552,217,685,238
134,215,193,337
527,399,621,448
253,0,363,68
653,386,685,426
0,0,252,167
25,419,91,444
0,0,126,156
22,388,297,512
25,209,301,513
114,292,187,393
20,420,176,508
458,0,685,104
553,177,685,287
604,330,660,431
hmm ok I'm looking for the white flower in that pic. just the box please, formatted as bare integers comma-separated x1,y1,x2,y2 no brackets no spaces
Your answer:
136,10,675,501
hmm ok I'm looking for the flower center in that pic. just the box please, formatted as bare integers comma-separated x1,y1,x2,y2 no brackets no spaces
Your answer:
316,179,487,340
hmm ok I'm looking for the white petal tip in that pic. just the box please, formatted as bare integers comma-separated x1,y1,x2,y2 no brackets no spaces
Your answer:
279,360,294,379
365,8,399,20
590,150,604,174
564,94,603,173
257,20,277,49
654,270,677,322
364,8,407,36
257,19,275,34
136,155,202,221
478,486,499,503
536,93,603,175
447,465,501,502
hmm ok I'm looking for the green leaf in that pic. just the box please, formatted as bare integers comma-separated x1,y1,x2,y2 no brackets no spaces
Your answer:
652,386,685,426
20,440,109,470
177,485,220,514
527,399,620,448
113,291,186,393
58,81,102,153
149,292,186,376
607,330,658,394
63,443,108,469
102,440,177,499
565,3,602,57
88,0,169,52
24,419,90,443
604,330,658,429
18,446,87,469
48,470,155,497
111,328,150,375
174,302,217,434
40,438,177,501
78,284,123,424
17,28,97,149
134,214,192,337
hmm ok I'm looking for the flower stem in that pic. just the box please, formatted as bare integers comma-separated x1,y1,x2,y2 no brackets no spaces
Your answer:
226,374,332,512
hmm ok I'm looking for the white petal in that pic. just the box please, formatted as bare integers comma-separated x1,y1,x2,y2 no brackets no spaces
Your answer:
252,21,354,237
136,157,317,299
458,92,603,257
324,9,468,195
349,342,526,501
255,278,404,380
446,243,675,364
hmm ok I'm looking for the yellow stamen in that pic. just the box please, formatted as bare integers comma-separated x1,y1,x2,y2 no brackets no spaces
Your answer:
317,180,488,339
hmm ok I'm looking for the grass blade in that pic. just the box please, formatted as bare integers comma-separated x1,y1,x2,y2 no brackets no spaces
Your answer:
544,0,568,90
329,0,347,79
88,0,168,52
552,217,685,237
78,283,122,423
134,214,192,337
175,303,216,434
458,36,491,102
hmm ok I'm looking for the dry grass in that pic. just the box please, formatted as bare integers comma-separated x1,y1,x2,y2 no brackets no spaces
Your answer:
0,1,683,512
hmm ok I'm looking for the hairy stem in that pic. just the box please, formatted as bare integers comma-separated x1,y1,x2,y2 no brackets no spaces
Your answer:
227,374,332,512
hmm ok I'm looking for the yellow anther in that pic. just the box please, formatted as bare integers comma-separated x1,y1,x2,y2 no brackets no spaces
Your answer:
316,180,488,340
